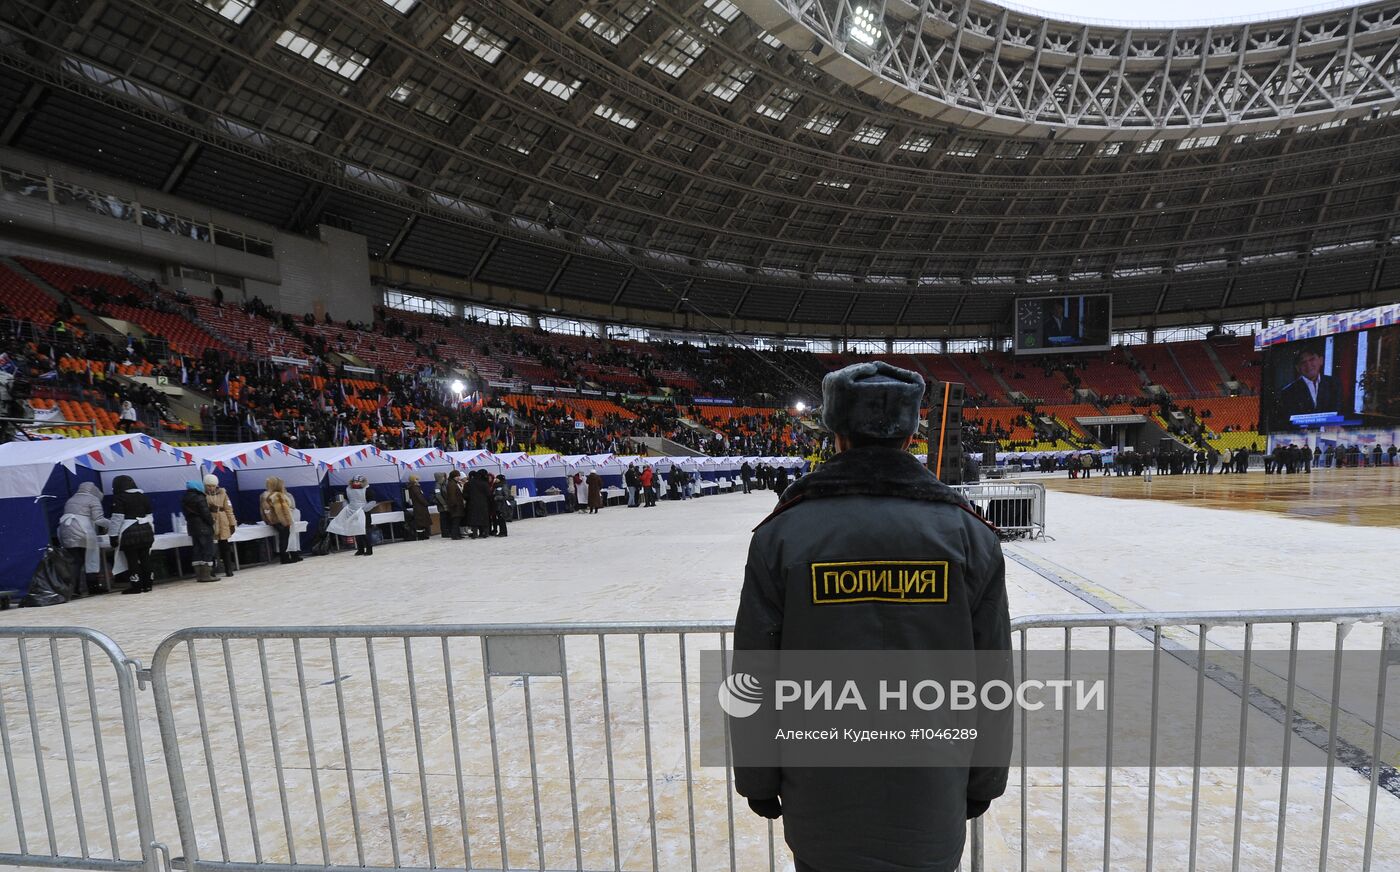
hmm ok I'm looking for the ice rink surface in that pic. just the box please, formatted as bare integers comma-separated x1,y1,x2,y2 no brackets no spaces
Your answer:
2,476,1399,871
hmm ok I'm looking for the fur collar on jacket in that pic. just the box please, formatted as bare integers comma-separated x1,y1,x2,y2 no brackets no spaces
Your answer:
757,446,984,530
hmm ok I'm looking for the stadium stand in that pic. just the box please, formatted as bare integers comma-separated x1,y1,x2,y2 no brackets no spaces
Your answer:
1129,342,1195,398
0,263,60,325
1068,348,1146,400
0,254,1276,456
981,352,1074,404
1210,337,1264,393
1169,341,1227,397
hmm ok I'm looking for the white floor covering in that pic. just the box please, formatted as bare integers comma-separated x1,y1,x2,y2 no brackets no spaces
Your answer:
1,486,1397,871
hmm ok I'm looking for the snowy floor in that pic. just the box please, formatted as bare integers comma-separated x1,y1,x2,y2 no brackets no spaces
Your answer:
2,484,1398,871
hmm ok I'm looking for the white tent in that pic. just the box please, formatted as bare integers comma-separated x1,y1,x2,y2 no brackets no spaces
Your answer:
446,449,503,476
584,453,622,476
184,441,325,530
184,441,321,490
382,447,467,482
713,455,741,476
0,434,197,593
491,452,538,482
525,453,568,496
526,453,564,473
303,445,406,487
0,433,187,497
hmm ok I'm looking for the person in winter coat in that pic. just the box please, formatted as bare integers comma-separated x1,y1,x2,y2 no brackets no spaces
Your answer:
445,470,467,540
572,472,587,512
624,464,641,507
204,474,238,578
465,469,492,537
259,476,300,564
732,361,1011,872
639,465,656,507
118,400,139,432
327,476,373,556
586,469,604,513
110,475,156,594
773,464,789,496
490,476,516,537
407,474,432,540
434,473,452,539
182,479,218,583
740,462,754,493
58,482,108,596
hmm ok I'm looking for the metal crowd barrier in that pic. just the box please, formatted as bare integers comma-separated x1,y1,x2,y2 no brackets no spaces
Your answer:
146,623,784,872
954,482,1046,539
1002,608,1400,872
5,609,1400,872
0,628,158,872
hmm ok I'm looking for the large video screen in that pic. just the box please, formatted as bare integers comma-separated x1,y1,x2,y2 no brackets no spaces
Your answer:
1014,294,1112,355
1262,325,1400,432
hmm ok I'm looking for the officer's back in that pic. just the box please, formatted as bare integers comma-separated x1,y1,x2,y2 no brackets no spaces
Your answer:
733,362,1010,872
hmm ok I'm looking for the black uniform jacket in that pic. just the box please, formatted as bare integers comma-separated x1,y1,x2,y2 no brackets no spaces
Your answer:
733,446,1011,872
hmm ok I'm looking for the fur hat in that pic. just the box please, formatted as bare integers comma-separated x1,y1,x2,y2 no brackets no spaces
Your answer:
203,474,220,489
821,361,926,439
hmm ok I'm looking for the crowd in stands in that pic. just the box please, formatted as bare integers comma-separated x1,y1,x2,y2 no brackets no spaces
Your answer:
0,252,1315,465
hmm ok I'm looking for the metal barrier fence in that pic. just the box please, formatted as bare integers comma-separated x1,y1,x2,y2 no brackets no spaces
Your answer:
954,482,1046,539
1005,607,1400,872
5,609,1400,872
147,623,809,872
0,628,158,872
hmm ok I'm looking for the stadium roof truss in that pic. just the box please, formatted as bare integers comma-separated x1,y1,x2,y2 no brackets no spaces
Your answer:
0,0,1398,335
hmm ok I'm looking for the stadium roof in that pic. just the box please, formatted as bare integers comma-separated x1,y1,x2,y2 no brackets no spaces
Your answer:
1,0,1399,336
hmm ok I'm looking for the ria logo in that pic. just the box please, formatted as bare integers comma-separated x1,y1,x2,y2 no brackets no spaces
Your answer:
718,672,763,718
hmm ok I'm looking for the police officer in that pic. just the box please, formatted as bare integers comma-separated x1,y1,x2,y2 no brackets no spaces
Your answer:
733,361,1011,872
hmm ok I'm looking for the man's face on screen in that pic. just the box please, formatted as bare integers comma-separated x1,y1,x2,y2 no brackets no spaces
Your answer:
1297,352,1323,380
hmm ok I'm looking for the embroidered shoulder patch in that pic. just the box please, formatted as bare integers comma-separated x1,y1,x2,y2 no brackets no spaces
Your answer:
810,561,949,605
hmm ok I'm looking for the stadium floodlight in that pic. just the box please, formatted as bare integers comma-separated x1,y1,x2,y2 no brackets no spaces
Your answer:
451,380,466,395
847,4,884,50
794,401,808,413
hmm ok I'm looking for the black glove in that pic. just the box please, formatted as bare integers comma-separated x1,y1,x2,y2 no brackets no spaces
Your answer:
966,799,991,819
748,796,782,819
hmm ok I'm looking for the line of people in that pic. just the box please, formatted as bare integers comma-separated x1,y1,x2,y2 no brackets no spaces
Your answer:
428,469,516,541
739,461,792,495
